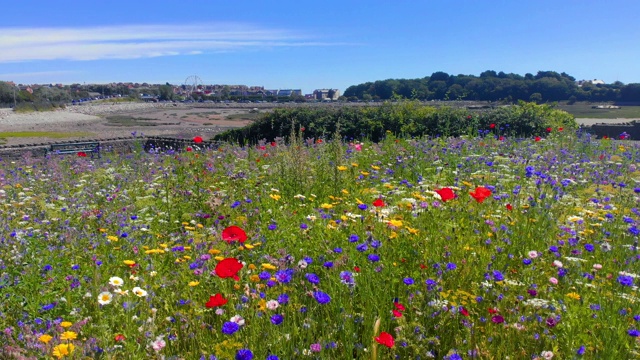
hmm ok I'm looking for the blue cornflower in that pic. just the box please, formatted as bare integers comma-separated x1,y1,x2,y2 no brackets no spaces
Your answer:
584,243,594,252
277,293,289,304
577,346,586,355
367,254,380,262
270,314,284,325
41,303,56,311
274,269,294,283
323,261,334,269
120,232,128,238
446,262,457,271
305,273,320,284
425,279,436,290
370,240,382,249
258,271,271,281
358,204,368,210
313,291,331,304
340,271,355,286
523,258,532,265
492,270,504,281
300,223,308,230
403,277,414,285
349,234,359,242
235,349,253,360
356,243,368,252
222,322,240,335
628,329,640,337
268,224,277,230
618,275,634,287
230,201,241,209
266,355,279,360
333,247,342,253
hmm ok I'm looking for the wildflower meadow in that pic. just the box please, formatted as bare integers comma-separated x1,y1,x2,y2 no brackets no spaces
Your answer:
1,123,640,359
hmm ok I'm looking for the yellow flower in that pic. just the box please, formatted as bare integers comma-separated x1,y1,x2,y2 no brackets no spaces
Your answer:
407,227,419,235
38,334,53,344
98,228,106,233
214,256,225,261
208,249,221,255
388,219,403,228
341,189,349,195
123,260,135,266
320,203,333,210
389,231,398,239
184,226,196,231
337,166,347,171
371,165,380,170
248,264,257,270
107,235,118,242
197,223,204,228
60,321,72,328
60,331,78,341
250,274,261,282
261,263,277,270
244,244,254,249
52,343,75,359
566,292,581,301
188,281,200,287
270,194,281,201
351,163,359,167
360,171,370,176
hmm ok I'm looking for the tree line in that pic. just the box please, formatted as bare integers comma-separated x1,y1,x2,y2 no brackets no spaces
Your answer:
343,71,640,103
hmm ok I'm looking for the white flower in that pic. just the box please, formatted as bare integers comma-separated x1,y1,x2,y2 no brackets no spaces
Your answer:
97,291,113,305
297,260,308,269
528,251,538,259
266,300,280,310
130,275,139,281
109,276,124,287
552,260,563,268
540,350,554,359
132,287,148,297
230,315,245,326
593,263,603,270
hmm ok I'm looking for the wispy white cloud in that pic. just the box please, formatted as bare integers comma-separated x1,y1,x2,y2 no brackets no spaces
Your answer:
0,23,340,62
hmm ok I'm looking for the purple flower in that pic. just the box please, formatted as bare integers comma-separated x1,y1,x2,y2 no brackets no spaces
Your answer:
403,277,414,285
546,317,558,328
628,329,640,337
310,343,322,352
358,204,368,210
367,254,380,262
266,356,279,360
274,269,293,283
222,321,240,335
277,293,289,304
446,262,457,271
313,291,331,304
618,275,634,287
305,273,320,284
491,315,504,324
270,314,284,325
340,271,355,286
577,346,585,355
235,349,253,360
492,270,504,281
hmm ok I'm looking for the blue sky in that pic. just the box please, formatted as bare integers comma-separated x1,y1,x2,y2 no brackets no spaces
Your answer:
1,0,639,94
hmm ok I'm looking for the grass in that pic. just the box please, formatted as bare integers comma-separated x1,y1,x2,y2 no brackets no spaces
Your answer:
1,129,640,359
558,103,640,118
104,115,179,127
0,131,95,144
225,112,263,121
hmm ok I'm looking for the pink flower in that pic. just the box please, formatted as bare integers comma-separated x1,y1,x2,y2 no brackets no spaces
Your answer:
151,337,166,352
549,277,558,285
593,264,602,270
528,251,538,259
355,144,362,151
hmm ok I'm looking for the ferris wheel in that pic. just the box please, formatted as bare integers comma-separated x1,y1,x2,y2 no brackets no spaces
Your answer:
183,75,203,97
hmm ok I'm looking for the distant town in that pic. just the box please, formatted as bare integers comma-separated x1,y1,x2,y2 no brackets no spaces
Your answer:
0,80,341,107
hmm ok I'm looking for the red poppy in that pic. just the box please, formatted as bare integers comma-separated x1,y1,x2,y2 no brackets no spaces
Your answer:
77,152,87,157
215,258,243,281
259,145,266,150
221,226,247,243
460,307,469,316
498,136,505,141
506,203,513,211
489,123,496,129
353,266,360,273
317,139,323,144
114,334,125,342
469,186,492,203
375,332,394,348
186,147,193,152
558,127,563,132
205,293,228,308
435,188,455,202
546,127,552,133
488,308,499,314
602,135,609,140
193,136,203,144
394,302,405,311
270,141,277,147
372,199,386,207
534,136,541,142
300,127,305,132
466,115,472,120
392,309,402,318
